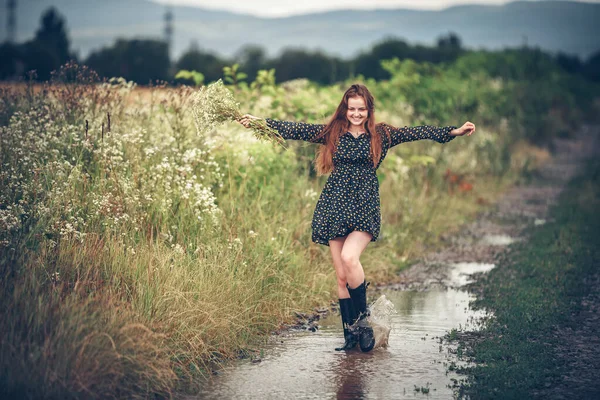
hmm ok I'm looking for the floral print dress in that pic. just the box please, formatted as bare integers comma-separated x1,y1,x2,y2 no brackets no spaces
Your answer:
265,118,456,247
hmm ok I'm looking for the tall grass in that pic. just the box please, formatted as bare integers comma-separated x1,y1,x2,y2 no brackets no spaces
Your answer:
0,62,568,398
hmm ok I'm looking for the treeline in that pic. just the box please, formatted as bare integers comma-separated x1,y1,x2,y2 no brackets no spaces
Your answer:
1,7,600,85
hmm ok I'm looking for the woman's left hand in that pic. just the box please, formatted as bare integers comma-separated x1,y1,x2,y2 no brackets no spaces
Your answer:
238,114,261,128
450,122,476,137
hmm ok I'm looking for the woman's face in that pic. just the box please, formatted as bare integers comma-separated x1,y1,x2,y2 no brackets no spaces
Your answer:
346,96,368,129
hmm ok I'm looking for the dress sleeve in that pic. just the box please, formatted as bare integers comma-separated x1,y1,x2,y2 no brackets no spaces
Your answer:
384,124,457,149
265,118,326,144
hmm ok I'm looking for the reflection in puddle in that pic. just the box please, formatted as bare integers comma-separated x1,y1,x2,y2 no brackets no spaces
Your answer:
195,288,489,399
449,262,496,287
481,234,517,246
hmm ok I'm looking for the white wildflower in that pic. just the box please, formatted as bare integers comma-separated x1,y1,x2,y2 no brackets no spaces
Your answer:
173,243,185,254
304,188,318,201
51,271,60,283
227,237,243,250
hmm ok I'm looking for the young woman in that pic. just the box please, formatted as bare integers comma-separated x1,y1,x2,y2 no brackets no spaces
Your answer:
239,84,475,352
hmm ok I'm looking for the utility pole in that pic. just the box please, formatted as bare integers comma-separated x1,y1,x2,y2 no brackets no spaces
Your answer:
7,0,17,43
164,5,173,58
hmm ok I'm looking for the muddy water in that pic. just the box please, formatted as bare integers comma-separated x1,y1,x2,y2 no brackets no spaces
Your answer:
448,262,496,287
196,273,490,399
481,234,519,246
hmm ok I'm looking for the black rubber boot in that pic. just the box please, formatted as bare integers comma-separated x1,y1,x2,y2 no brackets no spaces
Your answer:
335,298,359,351
347,281,375,352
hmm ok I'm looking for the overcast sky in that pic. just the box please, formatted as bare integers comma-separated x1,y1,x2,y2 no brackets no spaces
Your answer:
151,0,600,17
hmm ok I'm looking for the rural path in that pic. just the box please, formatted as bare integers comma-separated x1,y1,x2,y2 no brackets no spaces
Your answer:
193,125,599,399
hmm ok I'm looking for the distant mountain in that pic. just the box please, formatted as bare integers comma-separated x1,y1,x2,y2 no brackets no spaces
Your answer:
6,0,600,60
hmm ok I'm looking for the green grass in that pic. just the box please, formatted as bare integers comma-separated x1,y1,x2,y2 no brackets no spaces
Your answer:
0,68,569,398
453,158,600,399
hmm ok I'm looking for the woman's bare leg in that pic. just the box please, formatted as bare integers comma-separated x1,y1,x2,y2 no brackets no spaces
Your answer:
330,234,361,351
341,231,375,352
340,231,373,289
329,236,349,298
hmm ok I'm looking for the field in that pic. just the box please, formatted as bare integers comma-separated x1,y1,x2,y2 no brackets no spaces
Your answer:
0,58,596,398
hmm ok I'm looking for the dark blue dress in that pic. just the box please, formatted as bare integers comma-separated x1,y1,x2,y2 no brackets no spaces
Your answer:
265,118,457,247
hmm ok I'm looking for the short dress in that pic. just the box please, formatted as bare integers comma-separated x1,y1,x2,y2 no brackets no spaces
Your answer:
265,118,457,247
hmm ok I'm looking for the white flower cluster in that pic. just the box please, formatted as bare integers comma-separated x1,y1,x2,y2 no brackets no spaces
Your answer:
172,243,185,255
1,83,225,254
304,188,318,201
227,237,243,250
0,205,18,227
191,79,240,136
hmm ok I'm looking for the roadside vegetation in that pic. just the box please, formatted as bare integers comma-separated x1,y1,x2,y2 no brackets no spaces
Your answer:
0,50,598,397
452,157,600,399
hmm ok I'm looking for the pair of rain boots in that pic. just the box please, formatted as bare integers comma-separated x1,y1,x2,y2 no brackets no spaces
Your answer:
335,281,375,352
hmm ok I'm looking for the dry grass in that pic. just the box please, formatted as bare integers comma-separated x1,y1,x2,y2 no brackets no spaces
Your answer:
0,67,542,397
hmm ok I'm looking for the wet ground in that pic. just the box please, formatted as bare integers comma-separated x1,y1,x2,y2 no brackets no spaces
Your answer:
196,285,488,399
194,126,599,399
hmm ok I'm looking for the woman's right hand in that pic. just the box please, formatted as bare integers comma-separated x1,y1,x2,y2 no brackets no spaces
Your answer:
238,114,261,128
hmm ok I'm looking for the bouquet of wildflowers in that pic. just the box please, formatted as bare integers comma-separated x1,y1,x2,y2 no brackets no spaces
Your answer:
191,79,286,147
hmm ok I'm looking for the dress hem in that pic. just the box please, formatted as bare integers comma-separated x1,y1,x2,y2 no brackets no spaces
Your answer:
312,230,378,247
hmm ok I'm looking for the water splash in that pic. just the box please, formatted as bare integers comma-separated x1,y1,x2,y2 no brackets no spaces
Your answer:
367,294,396,349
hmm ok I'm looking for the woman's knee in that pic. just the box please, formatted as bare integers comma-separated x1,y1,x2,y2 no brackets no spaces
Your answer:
340,251,360,271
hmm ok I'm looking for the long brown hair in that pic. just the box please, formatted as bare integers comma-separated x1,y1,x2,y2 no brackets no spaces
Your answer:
313,84,389,175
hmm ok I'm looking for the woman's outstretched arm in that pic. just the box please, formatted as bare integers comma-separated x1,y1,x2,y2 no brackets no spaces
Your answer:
384,124,456,148
383,121,476,149
239,114,326,144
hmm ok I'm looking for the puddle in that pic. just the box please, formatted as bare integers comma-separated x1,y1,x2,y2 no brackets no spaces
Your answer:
194,287,489,399
481,234,518,246
448,262,496,287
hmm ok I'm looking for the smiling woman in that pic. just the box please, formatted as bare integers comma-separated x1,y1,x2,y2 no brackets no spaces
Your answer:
238,83,475,353
347,97,368,136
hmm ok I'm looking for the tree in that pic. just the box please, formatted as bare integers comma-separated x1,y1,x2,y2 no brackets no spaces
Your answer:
86,39,170,84
583,50,600,81
235,44,267,82
555,52,582,74
22,40,61,81
272,48,341,84
0,43,24,80
14,7,76,81
176,43,228,83
34,7,72,66
437,32,462,50
354,37,411,80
